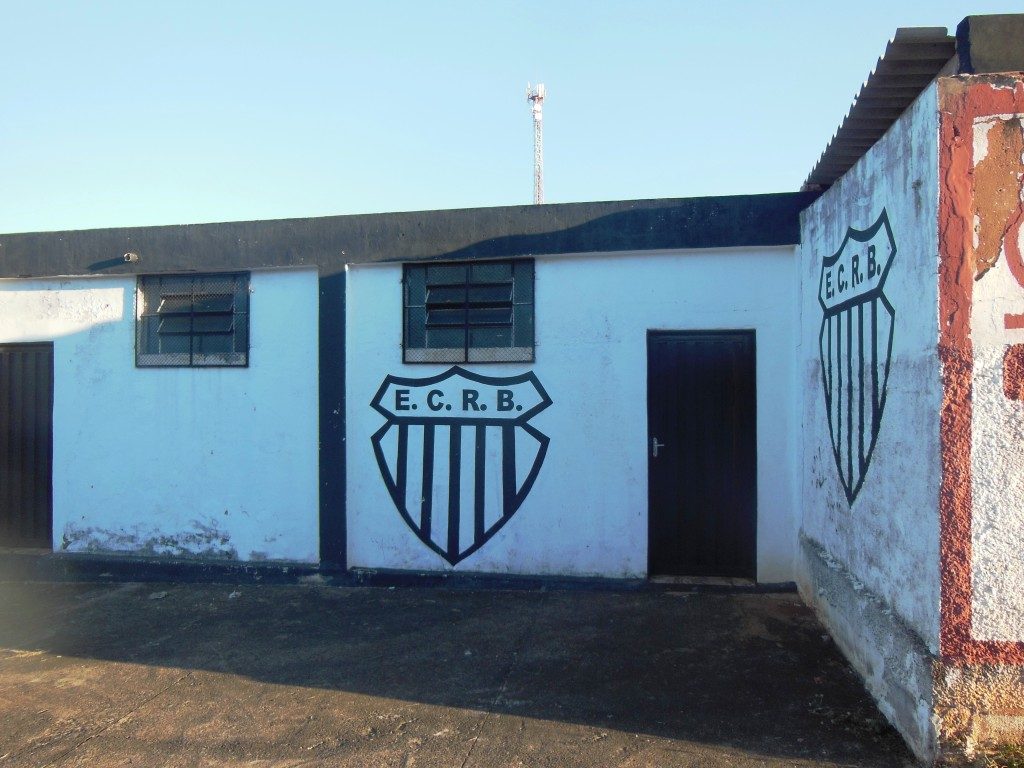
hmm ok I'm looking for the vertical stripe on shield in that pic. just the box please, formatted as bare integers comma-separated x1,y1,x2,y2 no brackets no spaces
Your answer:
846,305,853,488
858,302,865,477
502,426,516,518
836,310,844,479
834,313,841,447
420,424,434,540
871,297,880,433
474,425,486,542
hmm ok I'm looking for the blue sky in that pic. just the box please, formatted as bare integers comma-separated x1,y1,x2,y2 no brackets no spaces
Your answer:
1,1,1019,233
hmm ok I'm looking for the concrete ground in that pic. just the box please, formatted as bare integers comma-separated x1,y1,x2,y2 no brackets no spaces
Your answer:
0,580,915,767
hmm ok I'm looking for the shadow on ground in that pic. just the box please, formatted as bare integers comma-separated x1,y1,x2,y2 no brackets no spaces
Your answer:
0,581,914,767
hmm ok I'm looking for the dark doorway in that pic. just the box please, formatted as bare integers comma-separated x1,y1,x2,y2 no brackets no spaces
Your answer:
0,343,54,548
647,331,756,579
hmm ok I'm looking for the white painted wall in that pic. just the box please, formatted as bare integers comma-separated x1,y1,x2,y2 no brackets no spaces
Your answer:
347,247,800,581
969,114,1024,643
0,270,320,563
797,83,941,650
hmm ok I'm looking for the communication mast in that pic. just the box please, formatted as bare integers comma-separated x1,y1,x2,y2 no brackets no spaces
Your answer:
526,83,546,204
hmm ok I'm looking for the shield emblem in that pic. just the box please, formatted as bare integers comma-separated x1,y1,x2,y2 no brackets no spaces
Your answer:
818,209,897,503
370,367,552,565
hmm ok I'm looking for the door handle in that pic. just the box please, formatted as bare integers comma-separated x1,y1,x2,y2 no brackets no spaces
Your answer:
651,437,665,458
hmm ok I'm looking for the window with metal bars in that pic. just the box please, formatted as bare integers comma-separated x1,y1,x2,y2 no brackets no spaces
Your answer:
403,260,534,363
135,273,250,367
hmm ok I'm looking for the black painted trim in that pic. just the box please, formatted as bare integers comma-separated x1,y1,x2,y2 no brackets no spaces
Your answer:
0,551,798,593
318,271,346,567
0,193,820,279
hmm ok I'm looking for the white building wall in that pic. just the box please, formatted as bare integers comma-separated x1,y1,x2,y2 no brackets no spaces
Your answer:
346,247,800,581
797,83,941,649
0,269,320,563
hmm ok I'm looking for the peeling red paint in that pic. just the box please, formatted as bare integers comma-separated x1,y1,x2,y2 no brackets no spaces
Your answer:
974,117,1024,279
939,75,1024,666
1003,345,1024,401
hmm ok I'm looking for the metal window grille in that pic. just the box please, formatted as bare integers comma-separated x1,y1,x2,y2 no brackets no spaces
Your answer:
136,273,250,367
403,260,534,363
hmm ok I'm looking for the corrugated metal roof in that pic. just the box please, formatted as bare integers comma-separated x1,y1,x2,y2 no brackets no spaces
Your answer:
802,27,956,190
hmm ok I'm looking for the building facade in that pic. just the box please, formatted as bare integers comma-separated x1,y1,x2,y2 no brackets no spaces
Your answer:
1,13,1023,764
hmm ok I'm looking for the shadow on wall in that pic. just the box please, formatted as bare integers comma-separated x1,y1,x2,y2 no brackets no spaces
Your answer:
405,195,816,265
0,581,911,766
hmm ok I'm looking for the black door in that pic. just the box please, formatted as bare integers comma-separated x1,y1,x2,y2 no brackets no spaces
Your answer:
647,331,756,578
0,343,54,548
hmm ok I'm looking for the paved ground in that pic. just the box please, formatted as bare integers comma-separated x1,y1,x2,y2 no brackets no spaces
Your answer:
0,580,915,767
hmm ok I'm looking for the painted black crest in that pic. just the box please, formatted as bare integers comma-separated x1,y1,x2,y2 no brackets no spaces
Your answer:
371,367,552,565
818,210,897,504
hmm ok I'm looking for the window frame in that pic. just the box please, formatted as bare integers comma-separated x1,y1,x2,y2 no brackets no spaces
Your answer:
135,271,251,369
402,259,535,364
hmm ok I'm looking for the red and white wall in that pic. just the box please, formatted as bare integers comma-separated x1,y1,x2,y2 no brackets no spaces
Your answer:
938,74,1024,661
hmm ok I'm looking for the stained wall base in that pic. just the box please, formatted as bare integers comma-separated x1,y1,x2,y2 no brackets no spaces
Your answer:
797,536,937,763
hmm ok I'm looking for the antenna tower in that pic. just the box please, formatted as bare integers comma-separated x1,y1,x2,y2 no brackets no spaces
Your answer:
526,83,545,204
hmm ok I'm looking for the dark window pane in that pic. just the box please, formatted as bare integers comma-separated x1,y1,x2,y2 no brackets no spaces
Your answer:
513,260,534,303
426,326,466,350
426,285,466,305
158,332,191,355
426,264,466,285
158,316,192,335
199,276,238,294
513,303,534,347
193,333,233,355
233,315,249,353
471,262,512,282
470,326,512,348
192,294,234,313
193,314,234,333
468,307,513,326
426,308,468,327
405,306,426,347
142,316,160,350
405,267,426,306
157,295,194,315
468,284,513,304
232,281,249,313
158,276,192,294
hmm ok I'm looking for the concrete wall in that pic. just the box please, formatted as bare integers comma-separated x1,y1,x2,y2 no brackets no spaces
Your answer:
797,83,941,761
346,247,801,581
0,270,320,563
